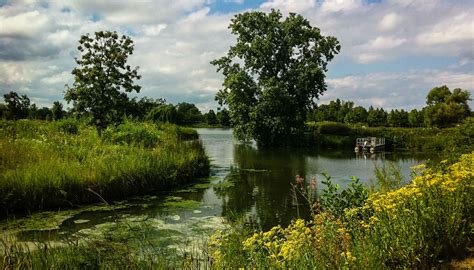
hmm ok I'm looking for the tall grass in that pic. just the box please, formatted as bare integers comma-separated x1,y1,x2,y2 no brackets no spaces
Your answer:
0,119,209,216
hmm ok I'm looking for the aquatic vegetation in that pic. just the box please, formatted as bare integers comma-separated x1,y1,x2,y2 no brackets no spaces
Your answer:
209,153,474,268
0,119,209,215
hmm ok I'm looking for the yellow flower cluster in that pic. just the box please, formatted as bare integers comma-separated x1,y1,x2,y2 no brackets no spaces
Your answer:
240,213,353,267
352,152,473,225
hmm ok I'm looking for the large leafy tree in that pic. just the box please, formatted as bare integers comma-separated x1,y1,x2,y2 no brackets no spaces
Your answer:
51,101,64,120
424,85,471,127
176,102,203,124
65,31,141,135
3,91,30,120
212,10,340,146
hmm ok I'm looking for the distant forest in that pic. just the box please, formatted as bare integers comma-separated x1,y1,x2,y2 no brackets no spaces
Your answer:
1,85,470,129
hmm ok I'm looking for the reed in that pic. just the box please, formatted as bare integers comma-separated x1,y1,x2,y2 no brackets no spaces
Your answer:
0,119,209,216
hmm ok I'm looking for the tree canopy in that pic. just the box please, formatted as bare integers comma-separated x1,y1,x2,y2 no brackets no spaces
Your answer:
3,91,30,120
65,31,141,135
424,85,471,127
212,10,340,146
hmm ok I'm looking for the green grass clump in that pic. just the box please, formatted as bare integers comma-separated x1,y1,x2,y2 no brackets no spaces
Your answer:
0,119,209,216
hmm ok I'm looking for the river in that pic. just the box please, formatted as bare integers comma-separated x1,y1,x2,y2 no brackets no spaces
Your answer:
1,128,429,251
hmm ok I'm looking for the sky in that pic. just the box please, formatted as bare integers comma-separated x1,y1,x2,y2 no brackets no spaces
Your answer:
0,0,473,112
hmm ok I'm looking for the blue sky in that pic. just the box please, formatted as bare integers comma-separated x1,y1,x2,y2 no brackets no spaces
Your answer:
0,0,472,111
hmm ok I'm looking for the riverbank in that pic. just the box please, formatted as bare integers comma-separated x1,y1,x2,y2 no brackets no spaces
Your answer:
208,152,474,268
306,117,473,154
0,119,209,216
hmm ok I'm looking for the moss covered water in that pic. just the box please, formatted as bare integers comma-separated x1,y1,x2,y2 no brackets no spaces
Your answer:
0,128,429,258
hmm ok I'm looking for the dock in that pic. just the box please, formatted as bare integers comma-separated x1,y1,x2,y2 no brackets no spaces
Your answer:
355,137,385,153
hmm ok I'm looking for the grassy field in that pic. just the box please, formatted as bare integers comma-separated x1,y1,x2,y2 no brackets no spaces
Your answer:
0,119,209,216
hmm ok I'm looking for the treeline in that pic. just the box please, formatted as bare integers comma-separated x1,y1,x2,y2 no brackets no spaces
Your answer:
0,91,230,127
308,85,471,128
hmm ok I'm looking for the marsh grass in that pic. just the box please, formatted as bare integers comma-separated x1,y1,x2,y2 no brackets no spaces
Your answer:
0,119,209,216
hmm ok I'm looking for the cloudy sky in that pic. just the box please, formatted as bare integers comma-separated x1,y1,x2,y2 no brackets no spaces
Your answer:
0,0,473,111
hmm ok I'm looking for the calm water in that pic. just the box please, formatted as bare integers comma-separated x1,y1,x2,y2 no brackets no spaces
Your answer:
4,128,430,248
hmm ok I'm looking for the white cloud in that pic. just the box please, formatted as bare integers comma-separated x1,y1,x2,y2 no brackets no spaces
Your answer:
142,24,168,37
320,0,362,13
41,71,72,85
378,12,400,31
260,0,316,13
0,10,51,38
324,70,474,110
416,13,474,46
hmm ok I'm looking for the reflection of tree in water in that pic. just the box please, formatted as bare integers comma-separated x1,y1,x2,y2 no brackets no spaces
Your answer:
217,144,311,230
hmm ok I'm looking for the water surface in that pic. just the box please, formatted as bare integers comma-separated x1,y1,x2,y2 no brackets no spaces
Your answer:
2,128,429,248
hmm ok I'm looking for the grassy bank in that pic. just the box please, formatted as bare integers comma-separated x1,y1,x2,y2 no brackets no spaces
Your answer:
0,119,209,216
306,117,473,154
208,152,473,268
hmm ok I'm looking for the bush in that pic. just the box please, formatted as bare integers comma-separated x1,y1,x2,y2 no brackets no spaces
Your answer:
317,121,352,135
102,121,161,148
56,118,79,134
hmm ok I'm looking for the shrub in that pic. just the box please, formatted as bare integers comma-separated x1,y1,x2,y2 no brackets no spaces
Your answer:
56,118,79,134
102,121,161,148
317,121,352,135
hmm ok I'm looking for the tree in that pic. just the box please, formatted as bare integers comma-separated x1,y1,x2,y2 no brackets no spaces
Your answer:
126,97,166,120
65,31,141,135
212,10,340,146
217,108,231,126
176,102,202,124
367,107,387,127
205,109,217,125
146,103,179,123
408,109,424,127
387,109,409,127
51,101,64,120
424,86,471,127
36,107,52,120
3,91,30,120
344,106,367,124
426,85,451,105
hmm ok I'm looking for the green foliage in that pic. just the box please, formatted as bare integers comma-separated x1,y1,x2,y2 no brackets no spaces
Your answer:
56,118,79,134
65,31,141,135
3,91,30,120
126,97,166,120
344,106,367,124
146,104,179,124
216,108,231,126
205,109,217,125
408,108,424,127
102,121,161,148
320,174,369,217
387,109,409,127
212,10,340,146
0,120,209,215
367,106,387,127
316,121,351,135
176,102,203,125
424,85,471,127
51,101,64,120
